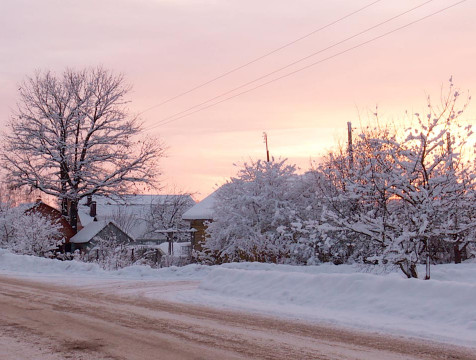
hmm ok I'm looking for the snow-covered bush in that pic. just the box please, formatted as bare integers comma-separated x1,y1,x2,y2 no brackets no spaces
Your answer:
0,206,62,258
315,80,476,278
202,158,314,264
82,234,133,270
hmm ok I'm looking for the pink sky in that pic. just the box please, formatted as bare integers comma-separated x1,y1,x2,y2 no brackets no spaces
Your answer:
1,0,475,199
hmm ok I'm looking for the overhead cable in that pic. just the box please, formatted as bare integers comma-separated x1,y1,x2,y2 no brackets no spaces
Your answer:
147,0,443,130
138,0,385,115
148,1,466,129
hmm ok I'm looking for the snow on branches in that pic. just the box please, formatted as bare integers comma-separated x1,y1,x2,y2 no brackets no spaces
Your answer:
316,79,475,278
0,205,62,258
1,67,165,230
202,158,312,264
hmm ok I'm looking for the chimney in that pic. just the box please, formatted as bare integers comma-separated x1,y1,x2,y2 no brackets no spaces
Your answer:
86,195,92,206
89,201,97,217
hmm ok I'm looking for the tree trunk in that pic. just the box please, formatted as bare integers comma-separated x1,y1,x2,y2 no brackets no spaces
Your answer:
454,242,462,264
167,232,173,255
61,198,68,218
60,165,69,217
398,261,418,279
69,200,78,234
424,238,431,280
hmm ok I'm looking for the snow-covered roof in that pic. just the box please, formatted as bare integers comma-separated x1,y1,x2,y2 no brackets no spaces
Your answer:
182,190,217,220
71,221,109,244
78,194,195,240
14,202,37,212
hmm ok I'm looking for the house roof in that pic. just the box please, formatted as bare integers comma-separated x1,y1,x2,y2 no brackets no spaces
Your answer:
70,220,110,243
78,194,195,240
182,190,217,220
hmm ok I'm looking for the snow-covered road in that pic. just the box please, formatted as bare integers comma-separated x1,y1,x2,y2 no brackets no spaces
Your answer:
1,249,476,357
1,275,474,360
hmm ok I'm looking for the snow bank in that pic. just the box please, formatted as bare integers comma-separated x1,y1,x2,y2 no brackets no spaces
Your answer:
0,249,209,281
0,249,103,275
1,249,476,347
188,266,476,346
425,262,476,284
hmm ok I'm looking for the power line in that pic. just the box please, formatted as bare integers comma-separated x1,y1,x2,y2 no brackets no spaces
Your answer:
147,0,466,130
146,0,436,130
137,0,385,115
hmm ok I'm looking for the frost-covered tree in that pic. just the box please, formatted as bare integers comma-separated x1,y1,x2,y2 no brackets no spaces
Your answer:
1,68,165,232
144,193,195,242
203,158,308,264
317,125,425,277
316,80,475,278
0,206,62,257
83,233,132,270
392,82,475,267
0,181,43,208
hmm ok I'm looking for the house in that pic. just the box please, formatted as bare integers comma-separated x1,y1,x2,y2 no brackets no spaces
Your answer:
77,194,196,245
69,219,167,264
22,200,75,252
69,220,134,252
182,190,218,252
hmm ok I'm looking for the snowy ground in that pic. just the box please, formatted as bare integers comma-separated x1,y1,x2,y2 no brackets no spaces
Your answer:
1,249,475,349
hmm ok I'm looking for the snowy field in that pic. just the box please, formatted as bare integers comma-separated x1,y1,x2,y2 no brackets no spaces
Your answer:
1,249,475,349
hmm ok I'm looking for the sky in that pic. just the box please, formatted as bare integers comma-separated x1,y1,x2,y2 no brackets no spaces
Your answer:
1,0,475,200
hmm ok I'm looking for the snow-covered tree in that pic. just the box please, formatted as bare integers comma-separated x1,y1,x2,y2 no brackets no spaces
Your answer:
144,193,195,243
0,206,62,257
1,68,165,232
317,125,426,277
316,80,475,278
0,181,43,208
392,82,475,267
202,158,308,264
83,233,132,270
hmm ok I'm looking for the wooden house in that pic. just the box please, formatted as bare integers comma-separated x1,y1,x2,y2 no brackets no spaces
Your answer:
182,190,218,252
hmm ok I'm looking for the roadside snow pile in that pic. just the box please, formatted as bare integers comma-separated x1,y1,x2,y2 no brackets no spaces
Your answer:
182,264,476,346
220,261,359,274
0,249,104,275
1,248,476,346
0,249,209,281
426,262,476,284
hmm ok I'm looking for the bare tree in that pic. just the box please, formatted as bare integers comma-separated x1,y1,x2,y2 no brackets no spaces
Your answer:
144,192,195,242
1,68,165,231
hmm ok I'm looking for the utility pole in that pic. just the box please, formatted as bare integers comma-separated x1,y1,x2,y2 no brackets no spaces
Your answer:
347,122,353,168
263,132,270,162
447,131,461,264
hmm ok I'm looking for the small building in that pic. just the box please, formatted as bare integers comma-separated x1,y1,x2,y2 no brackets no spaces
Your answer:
182,190,218,252
77,194,195,244
71,220,168,266
70,220,134,252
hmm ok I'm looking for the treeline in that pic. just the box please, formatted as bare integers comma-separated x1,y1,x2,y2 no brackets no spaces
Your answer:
198,81,476,279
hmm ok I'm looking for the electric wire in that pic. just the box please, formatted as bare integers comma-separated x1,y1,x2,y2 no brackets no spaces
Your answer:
146,0,466,130
137,0,385,115
148,0,436,128
145,0,437,130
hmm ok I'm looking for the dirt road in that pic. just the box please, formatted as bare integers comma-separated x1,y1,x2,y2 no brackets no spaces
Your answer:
0,276,474,360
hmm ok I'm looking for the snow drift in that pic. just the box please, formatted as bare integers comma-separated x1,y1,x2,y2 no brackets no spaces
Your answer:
193,267,476,345
1,249,475,347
